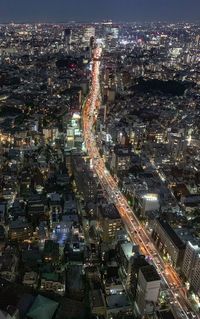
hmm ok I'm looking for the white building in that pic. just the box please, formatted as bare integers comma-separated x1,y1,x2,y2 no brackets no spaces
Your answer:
135,265,161,316
83,27,95,45
142,193,160,213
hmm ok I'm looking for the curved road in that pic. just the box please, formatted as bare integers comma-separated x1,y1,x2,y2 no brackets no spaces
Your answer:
83,48,198,319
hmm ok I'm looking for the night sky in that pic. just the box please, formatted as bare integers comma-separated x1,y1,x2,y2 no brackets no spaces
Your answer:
0,0,200,23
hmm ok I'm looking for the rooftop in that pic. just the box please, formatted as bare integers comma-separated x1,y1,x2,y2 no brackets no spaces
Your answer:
99,203,120,220
41,272,59,282
121,242,138,261
156,310,176,319
140,264,160,282
90,289,105,308
27,295,59,319
106,293,130,309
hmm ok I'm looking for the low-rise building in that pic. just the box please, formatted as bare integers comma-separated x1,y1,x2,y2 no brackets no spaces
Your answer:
40,272,65,296
0,252,18,282
90,289,107,317
106,293,132,319
8,219,32,241
23,271,39,289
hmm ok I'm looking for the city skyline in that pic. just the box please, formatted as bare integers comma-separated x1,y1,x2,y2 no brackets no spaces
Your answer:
0,6,200,319
1,0,200,23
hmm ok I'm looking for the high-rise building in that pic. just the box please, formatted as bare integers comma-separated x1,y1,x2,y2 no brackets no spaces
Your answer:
128,254,149,298
72,156,98,202
63,28,72,52
135,264,161,317
83,27,95,46
110,145,132,174
98,203,122,242
90,36,95,49
168,132,187,160
152,218,186,268
104,24,119,49
118,242,139,278
182,241,200,296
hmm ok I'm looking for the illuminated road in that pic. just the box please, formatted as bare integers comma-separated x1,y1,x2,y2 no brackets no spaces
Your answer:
83,48,199,319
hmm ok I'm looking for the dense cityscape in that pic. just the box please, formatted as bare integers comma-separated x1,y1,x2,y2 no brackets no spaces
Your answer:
0,19,200,319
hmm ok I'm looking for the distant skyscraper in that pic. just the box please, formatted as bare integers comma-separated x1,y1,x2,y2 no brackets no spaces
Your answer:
106,26,119,39
63,28,72,52
90,36,95,49
103,23,119,49
83,27,95,46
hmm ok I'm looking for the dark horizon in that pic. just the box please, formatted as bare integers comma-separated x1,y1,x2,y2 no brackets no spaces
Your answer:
0,0,200,24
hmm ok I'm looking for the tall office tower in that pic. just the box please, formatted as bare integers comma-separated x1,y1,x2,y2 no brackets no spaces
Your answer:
168,132,187,160
90,36,95,49
182,241,200,295
63,28,72,52
118,242,139,282
135,264,161,317
105,25,119,39
89,36,95,56
83,27,95,46
104,23,119,49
